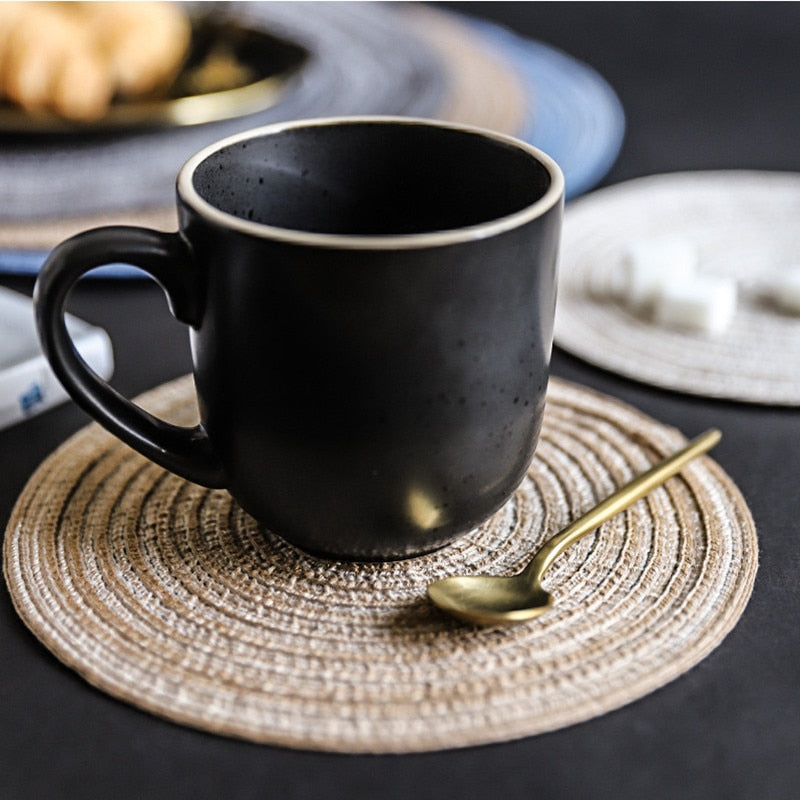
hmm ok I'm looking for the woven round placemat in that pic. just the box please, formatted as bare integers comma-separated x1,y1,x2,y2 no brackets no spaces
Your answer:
3,376,757,753
555,170,800,405
0,4,626,275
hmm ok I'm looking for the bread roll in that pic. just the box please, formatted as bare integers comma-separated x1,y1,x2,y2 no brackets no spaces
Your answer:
0,2,190,121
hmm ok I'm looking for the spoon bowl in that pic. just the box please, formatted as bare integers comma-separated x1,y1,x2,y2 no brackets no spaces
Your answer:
427,574,553,625
428,429,721,626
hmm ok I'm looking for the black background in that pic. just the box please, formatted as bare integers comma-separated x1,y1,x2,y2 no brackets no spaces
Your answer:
2,4,799,798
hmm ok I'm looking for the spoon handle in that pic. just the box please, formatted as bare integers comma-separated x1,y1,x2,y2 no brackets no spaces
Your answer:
523,428,722,583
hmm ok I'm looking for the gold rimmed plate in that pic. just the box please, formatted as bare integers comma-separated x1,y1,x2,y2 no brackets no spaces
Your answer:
0,16,309,134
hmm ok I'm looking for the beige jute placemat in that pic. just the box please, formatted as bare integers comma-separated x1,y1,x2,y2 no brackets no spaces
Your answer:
555,170,800,405
3,376,757,753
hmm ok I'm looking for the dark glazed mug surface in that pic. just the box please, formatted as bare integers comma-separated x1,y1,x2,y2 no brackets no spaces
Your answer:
35,117,563,560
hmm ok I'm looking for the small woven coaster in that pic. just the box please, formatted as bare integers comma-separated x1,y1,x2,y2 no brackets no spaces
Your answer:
555,171,800,405
3,376,757,752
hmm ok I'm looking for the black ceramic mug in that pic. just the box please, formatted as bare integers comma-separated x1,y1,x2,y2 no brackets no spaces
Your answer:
35,117,564,559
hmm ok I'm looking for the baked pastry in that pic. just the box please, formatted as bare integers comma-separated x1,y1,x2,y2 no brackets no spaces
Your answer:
0,1,190,121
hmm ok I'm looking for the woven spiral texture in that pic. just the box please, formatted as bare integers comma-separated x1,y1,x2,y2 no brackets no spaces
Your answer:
555,171,800,404
4,376,757,753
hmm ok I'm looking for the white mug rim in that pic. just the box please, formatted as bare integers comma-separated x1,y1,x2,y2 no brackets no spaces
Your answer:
178,115,565,250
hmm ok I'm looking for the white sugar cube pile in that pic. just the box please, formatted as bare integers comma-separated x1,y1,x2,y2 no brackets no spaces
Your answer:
613,235,800,333
619,236,737,335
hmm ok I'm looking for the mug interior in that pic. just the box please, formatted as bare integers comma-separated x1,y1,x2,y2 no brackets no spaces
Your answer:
190,121,553,236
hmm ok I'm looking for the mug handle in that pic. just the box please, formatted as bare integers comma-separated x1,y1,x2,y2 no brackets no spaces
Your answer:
34,225,226,488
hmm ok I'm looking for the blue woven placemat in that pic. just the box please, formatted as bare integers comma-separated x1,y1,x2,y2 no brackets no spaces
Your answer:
465,17,624,201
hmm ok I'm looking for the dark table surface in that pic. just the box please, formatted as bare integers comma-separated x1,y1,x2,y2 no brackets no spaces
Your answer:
2,3,799,798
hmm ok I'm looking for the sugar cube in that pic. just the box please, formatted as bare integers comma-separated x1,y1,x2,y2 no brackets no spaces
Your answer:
653,274,737,335
622,236,698,310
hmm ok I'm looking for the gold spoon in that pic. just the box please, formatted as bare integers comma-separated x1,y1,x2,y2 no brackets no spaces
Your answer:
427,428,721,625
